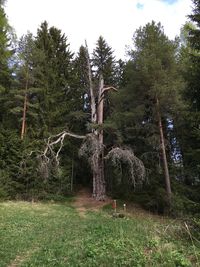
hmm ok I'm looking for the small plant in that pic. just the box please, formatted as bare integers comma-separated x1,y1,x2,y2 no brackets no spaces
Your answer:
171,250,192,267
147,237,160,248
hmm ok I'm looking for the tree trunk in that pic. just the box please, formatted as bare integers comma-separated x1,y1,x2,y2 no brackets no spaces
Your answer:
156,97,172,202
85,43,106,200
92,150,105,200
85,41,96,125
95,75,106,200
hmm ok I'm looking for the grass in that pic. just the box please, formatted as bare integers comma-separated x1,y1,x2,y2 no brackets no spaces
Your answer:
0,201,200,267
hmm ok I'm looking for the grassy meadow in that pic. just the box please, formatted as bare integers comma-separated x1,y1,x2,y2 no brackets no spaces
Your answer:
0,200,199,267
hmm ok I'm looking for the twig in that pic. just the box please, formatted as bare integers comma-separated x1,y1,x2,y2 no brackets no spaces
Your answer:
184,222,199,264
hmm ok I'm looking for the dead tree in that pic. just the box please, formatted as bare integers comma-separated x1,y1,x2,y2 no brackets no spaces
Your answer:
38,42,146,200
91,75,117,200
84,41,117,200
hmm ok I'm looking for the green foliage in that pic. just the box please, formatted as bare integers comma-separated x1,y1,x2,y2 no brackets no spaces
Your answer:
171,194,200,217
0,170,12,199
0,4,13,125
108,21,184,204
176,0,200,182
0,130,24,197
0,1,200,217
92,36,116,85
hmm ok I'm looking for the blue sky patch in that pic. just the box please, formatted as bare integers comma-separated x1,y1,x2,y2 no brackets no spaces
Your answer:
160,0,178,5
136,2,144,10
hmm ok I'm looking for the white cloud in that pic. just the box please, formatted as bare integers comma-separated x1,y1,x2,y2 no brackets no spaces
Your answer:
5,0,192,59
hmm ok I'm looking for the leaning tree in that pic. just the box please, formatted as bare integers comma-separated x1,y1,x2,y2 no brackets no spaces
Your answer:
38,42,146,200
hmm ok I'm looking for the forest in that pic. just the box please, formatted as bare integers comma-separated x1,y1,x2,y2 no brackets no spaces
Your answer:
0,0,200,218
1,1,200,266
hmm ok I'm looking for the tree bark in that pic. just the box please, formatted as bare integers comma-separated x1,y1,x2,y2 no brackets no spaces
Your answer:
85,43,106,200
96,75,106,200
156,97,172,202
84,43,117,200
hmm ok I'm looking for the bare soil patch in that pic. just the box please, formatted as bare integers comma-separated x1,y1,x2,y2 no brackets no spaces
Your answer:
73,188,112,217
73,188,164,221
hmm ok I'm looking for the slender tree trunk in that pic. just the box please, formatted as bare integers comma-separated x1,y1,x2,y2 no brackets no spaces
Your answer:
96,75,106,200
85,41,99,198
71,151,74,192
21,70,29,140
85,42,103,198
156,97,172,202
85,41,96,125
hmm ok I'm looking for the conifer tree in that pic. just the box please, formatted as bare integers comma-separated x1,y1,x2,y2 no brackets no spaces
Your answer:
32,21,74,135
7,33,40,138
73,45,90,116
0,1,13,124
117,22,183,204
178,0,200,181
92,36,116,86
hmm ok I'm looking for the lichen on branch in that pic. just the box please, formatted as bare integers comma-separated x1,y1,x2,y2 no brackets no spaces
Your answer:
105,147,146,187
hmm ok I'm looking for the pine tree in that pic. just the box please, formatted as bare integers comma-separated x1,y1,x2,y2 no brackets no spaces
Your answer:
115,22,183,204
6,33,41,138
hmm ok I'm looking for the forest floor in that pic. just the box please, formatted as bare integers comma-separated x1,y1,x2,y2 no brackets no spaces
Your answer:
0,191,200,267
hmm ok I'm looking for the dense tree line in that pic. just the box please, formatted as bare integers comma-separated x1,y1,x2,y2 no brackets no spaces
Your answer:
0,0,200,214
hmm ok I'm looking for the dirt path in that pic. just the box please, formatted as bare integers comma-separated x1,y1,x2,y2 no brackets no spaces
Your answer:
72,188,164,221
73,188,112,218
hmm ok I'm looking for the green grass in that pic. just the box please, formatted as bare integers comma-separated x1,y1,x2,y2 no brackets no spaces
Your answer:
0,201,199,267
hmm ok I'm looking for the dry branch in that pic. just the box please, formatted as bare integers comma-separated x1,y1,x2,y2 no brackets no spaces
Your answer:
98,86,118,106
38,131,86,179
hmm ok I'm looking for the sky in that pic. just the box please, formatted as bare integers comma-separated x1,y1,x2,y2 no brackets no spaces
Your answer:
5,0,192,59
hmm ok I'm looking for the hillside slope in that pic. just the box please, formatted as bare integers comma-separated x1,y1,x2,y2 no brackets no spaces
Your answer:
0,198,199,267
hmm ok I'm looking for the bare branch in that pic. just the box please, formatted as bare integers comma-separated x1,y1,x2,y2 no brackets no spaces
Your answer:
38,131,86,179
102,86,118,94
98,86,118,105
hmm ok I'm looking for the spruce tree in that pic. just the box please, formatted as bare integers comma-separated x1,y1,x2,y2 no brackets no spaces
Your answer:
0,1,13,124
92,36,116,86
32,21,74,134
73,45,90,118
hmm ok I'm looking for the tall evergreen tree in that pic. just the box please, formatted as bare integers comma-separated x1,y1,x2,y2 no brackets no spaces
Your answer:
32,21,74,135
73,45,90,117
114,22,183,205
6,33,41,138
187,0,200,112
92,36,116,86
0,0,13,124
178,0,200,181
